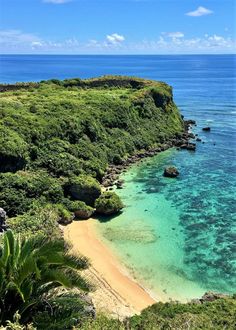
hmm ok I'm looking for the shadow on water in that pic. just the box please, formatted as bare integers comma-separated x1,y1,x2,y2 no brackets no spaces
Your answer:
96,211,124,223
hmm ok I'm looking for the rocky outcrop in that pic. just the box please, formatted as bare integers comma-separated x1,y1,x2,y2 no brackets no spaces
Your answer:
74,208,95,220
0,208,7,232
163,166,179,178
66,175,101,207
191,291,229,304
202,127,211,131
95,192,124,215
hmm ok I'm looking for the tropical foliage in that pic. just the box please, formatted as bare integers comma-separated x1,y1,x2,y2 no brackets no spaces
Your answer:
0,76,184,232
79,296,236,330
0,230,90,326
95,192,124,215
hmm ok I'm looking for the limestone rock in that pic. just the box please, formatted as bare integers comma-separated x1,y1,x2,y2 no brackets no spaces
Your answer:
163,166,179,178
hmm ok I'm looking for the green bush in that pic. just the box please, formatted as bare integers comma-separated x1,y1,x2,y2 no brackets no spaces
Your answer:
66,175,101,206
128,297,236,330
0,171,64,217
6,203,62,238
65,200,94,218
95,192,124,215
0,127,28,172
55,204,73,225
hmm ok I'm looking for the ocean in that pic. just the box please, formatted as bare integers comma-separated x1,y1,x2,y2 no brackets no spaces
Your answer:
0,54,235,301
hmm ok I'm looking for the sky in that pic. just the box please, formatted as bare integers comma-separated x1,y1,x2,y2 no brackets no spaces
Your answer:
0,0,235,54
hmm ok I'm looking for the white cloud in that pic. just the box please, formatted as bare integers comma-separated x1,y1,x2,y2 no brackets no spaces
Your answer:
166,32,184,38
106,33,125,45
0,30,42,50
0,29,235,54
186,6,213,17
31,41,43,47
43,0,72,4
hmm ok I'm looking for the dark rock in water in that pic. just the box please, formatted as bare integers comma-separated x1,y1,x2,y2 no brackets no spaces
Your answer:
196,137,202,142
116,179,124,189
163,166,179,178
180,144,188,149
186,143,196,151
0,208,7,233
180,142,196,150
202,127,211,131
185,119,196,126
188,132,195,139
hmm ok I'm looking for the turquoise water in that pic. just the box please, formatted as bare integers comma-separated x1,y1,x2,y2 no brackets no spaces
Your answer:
1,54,235,301
97,142,236,301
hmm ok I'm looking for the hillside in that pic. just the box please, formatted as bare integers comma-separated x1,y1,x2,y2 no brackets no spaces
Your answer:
0,76,184,231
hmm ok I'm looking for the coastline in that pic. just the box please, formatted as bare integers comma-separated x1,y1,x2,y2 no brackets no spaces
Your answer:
102,120,196,190
64,219,156,318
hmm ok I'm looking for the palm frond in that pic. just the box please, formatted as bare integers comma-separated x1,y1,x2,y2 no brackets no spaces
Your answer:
63,253,90,271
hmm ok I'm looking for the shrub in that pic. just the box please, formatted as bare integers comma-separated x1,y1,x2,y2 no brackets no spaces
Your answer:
6,204,62,238
0,171,64,217
0,127,28,172
55,204,73,225
95,192,124,215
67,200,95,219
66,175,101,206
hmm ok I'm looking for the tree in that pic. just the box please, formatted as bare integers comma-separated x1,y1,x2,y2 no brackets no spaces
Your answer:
0,230,90,325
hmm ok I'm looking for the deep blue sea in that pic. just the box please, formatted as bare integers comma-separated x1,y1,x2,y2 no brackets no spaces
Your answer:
0,54,235,300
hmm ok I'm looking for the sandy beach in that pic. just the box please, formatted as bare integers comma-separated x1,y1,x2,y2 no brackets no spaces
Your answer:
64,219,156,318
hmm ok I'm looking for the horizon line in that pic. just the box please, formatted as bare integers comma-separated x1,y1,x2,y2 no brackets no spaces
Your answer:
1,53,236,56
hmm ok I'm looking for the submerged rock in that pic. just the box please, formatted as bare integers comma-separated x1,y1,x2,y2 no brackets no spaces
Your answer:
202,127,211,131
104,226,157,244
163,166,179,178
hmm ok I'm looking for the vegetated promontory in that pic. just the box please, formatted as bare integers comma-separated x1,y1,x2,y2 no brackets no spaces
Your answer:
0,75,186,232
1,76,235,330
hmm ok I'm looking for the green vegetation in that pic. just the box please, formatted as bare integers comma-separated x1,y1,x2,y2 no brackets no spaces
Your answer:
0,230,91,328
127,298,236,329
6,204,62,238
0,76,184,229
66,200,94,220
65,175,101,207
78,297,236,330
0,76,235,329
95,192,124,215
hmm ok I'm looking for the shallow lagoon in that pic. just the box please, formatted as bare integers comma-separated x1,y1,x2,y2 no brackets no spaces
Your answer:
96,140,236,300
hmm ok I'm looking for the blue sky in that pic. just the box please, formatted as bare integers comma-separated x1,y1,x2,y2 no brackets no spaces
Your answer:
0,0,235,54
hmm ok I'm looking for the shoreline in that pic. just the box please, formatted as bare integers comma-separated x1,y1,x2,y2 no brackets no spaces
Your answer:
64,219,156,317
102,120,196,189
